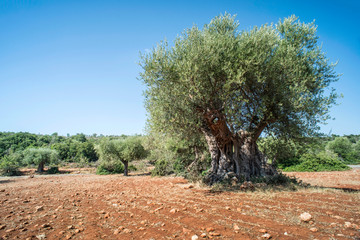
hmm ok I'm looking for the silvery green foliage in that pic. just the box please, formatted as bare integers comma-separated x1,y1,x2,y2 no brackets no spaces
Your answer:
140,13,339,143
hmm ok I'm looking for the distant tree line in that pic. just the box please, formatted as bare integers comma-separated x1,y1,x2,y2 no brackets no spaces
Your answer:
0,131,359,177
0,132,145,176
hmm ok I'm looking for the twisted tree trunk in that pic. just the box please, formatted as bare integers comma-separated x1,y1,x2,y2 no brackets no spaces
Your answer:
201,111,276,185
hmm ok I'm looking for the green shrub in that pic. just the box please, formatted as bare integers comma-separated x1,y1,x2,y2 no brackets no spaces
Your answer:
47,166,60,174
283,151,351,172
0,155,21,176
96,161,124,175
152,159,174,176
251,173,298,185
128,164,137,172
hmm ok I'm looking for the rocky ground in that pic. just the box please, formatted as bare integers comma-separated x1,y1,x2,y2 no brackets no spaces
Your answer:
0,169,359,240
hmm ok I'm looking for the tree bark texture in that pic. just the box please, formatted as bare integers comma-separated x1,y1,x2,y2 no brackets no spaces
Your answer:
123,161,129,176
37,161,45,173
201,111,277,185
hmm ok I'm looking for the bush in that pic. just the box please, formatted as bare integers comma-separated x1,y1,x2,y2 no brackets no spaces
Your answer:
47,166,60,174
151,159,174,176
251,173,298,185
283,151,351,172
326,137,353,162
0,155,21,176
96,161,124,175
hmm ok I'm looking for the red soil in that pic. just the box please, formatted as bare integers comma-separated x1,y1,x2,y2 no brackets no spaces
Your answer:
0,169,359,240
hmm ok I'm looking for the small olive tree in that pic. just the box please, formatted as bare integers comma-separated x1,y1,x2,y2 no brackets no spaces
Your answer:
97,137,147,176
23,148,59,172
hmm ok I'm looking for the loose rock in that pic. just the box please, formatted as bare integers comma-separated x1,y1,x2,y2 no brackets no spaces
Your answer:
344,222,352,228
35,206,44,212
170,208,178,213
300,212,312,222
191,235,199,240
261,233,271,239
233,224,240,231
206,227,215,232
36,234,46,240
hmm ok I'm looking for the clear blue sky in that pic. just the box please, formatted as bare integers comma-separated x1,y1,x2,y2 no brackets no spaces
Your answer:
0,0,359,136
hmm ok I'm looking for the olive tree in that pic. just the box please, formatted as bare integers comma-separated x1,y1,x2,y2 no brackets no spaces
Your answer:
140,14,339,183
97,137,146,176
23,148,59,172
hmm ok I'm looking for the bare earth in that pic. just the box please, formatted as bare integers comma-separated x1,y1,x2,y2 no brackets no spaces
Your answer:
0,169,359,240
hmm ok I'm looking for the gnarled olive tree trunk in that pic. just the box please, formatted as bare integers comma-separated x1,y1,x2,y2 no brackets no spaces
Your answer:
201,112,276,185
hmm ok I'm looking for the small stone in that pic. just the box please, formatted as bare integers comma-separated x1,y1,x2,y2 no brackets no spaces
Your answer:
74,229,80,233
41,224,51,229
123,229,132,234
65,234,72,240
209,232,221,236
114,229,120,235
104,213,110,218
259,229,267,233
225,206,231,210
200,233,207,238
0,189,5,192
184,185,194,189
138,227,145,231
206,227,215,232
191,235,199,240
35,206,44,212
170,208,178,213
5,229,14,233
261,233,271,239
300,212,312,222
233,224,240,231
310,227,318,232
67,225,74,229
0,225,6,230
344,222,352,228
36,234,46,240
284,232,288,236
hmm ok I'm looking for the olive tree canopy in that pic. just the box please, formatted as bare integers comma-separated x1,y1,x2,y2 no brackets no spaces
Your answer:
140,14,339,183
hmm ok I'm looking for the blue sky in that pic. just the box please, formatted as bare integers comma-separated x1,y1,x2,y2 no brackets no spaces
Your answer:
0,0,359,136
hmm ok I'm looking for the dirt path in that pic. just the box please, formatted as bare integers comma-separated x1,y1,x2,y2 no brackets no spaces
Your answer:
0,171,359,240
